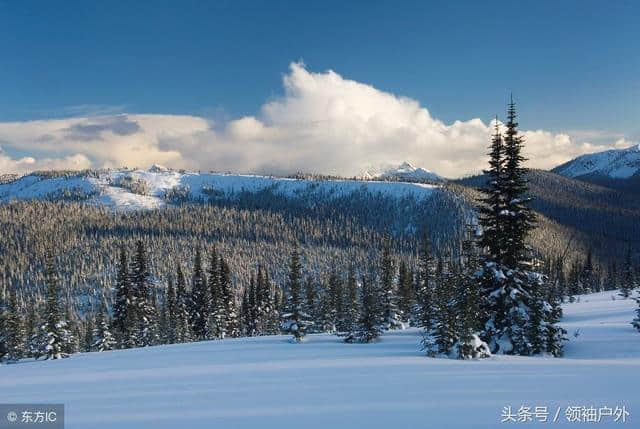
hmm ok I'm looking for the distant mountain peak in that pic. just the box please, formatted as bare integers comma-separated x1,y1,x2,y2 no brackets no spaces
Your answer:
149,164,169,173
553,144,640,179
362,161,444,182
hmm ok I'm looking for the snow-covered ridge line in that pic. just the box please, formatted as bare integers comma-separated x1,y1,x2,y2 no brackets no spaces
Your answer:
553,144,640,179
0,167,438,211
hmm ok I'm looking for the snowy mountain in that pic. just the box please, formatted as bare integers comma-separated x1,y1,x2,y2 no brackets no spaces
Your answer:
553,144,640,179
362,161,444,182
3,290,638,429
0,167,438,211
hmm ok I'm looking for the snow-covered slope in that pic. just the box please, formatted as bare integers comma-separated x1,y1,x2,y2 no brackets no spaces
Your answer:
0,168,438,211
363,161,444,182
2,291,638,428
553,144,640,179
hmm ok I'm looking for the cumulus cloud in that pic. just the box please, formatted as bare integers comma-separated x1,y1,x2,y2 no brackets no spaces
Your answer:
0,62,634,177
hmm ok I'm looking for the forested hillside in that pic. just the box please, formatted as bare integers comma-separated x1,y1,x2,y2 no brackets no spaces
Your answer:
455,169,640,262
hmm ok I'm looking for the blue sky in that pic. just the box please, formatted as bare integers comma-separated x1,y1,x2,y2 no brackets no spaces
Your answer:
0,1,638,176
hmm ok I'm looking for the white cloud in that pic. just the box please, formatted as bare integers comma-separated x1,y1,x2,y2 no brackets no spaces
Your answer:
0,62,634,177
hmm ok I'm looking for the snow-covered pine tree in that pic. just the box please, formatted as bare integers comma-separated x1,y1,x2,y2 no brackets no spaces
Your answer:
175,265,192,343
416,228,434,329
579,250,597,294
208,248,226,338
328,266,344,332
191,249,210,340
83,312,95,352
158,289,169,345
241,274,255,336
258,268,280,335
219,256,240,338
24,301,43,359
130,240,157,346
281,247,313,342
43,250,70,360
301,275,319,332
341,265,359,335
605,261,619,292
478,119,506,262
345,272,382,343
477,98,562,356
544,282,567,357
620,247,636,298
379,236,402,330
165,276,177,344
113,245,133,348
397,260,413,324
92,304,116,352
424,258,457,356
253,268,265,335
63,302,79,355
4,288,25,362
451,232,490,360
315,285,335,333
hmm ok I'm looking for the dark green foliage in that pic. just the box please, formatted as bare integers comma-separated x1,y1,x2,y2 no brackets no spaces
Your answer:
281,247,313,341
190,249,209,340
3,288,25,362
92,304,116,352
219,257,239,338
416,229,434,329
477,99,563,356
341,265,359,335
175,265,191,342
397,260,413,323
43,250,70,360
620,247,637,298
113,245,131,348
379,236,402,330
345,273,382,343
130,240,157,346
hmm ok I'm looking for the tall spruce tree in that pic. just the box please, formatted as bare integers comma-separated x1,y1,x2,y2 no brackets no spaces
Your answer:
416,228,434,329
4,288,25,362
113,245,132,348
241,274,256,336
130,240,156,346
256,267,279,335
341,265,359,335
328,265,344,332
281,246,312,341
379,236,402,330
208,248,225,338
303,276,319,332
345,272,382,343
219,256,239,338
83,312,94,352
165,277,177,344
478,98,562,356
424,258,458,356
175,265,192,343
43,250,70,360
479,119,506,262
452,232,490,359
620,247,636,298
397,260,413,323
191,249,210,340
